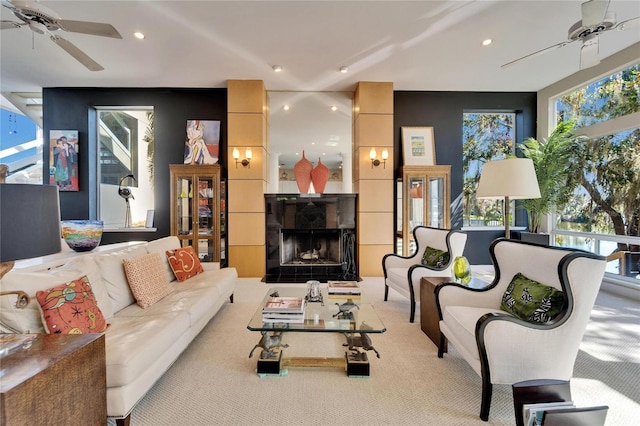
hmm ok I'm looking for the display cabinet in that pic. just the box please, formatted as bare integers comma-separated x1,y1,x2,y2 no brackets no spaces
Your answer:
396,165,451,256
170,164,225,264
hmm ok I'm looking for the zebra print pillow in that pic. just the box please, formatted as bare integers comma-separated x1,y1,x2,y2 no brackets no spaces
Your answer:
500,273,565,323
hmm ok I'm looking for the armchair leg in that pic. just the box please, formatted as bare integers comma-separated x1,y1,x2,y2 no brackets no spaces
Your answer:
437,333,446,358
480,380,492,421
384,283,389,301
409,299,416,323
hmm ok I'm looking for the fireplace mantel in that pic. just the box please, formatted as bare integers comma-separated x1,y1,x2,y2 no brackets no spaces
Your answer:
264,194,358,283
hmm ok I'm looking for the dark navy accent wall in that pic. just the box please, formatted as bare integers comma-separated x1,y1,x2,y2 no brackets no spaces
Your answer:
393,91,537,264
43,88,227,244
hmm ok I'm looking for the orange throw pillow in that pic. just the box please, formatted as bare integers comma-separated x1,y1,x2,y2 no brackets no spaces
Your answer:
166,246,204,282
36,275,108,334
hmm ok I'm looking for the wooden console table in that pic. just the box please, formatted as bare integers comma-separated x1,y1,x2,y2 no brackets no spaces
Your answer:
0,334,106,425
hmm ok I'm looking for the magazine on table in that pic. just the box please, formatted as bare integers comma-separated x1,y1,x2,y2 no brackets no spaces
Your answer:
327,280,360,295
262,296,306,313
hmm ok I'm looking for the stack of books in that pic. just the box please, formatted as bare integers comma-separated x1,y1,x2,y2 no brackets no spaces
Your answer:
262,296,306,323
327,280,361,298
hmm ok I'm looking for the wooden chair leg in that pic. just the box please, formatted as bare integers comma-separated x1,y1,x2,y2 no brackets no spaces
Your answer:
409,299,416,323
437,333,446,358
383,284,389,301
116,414,131,426
229,293,234,303
480,379,492,421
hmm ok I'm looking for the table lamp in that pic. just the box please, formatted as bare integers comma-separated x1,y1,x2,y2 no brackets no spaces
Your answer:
475,158,540,239
0,182,62,306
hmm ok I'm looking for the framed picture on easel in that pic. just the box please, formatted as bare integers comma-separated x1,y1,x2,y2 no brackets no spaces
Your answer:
49,130,79,191
401,126,436,166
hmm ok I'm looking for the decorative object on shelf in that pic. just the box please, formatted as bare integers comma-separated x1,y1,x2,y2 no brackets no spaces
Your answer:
476,158,541,239
118,174,136,227
410,183,423,198
49,130,79,191
0,182,62,283
401,126,436,166
293,150,313,194
452,255,471,285
61,220,104,252
310,157,329,194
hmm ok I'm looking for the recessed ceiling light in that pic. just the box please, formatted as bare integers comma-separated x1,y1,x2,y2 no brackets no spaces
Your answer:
482,39,492,46
331,105,337,111
272,65,283,72
133,32,145,40
339,66,349,73
283,105,290,111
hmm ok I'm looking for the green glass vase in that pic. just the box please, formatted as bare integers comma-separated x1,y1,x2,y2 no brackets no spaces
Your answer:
452,256,471,285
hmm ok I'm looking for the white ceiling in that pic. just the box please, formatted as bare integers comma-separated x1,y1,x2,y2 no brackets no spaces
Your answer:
1,0,639,169
2,0,639,93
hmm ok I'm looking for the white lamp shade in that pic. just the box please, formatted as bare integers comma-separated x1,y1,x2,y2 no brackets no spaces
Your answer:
476,158,541,200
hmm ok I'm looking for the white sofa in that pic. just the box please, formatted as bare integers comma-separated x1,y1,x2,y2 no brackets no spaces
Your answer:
0,236,237,425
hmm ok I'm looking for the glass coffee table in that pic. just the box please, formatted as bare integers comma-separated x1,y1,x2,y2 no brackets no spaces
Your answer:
247,286,386,377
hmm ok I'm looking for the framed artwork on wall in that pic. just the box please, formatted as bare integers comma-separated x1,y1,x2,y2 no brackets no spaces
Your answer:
184,120,220,165
49,130,79,191
401,126,436,166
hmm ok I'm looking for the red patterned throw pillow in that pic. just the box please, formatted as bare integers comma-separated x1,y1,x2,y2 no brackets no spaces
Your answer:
36,275,108,334
166,246,204,282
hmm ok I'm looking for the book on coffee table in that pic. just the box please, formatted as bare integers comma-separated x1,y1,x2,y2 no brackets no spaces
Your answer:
262,296,306,314
327,280,360,296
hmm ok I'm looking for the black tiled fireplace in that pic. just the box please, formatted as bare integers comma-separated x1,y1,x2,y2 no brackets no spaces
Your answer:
264,194,358,283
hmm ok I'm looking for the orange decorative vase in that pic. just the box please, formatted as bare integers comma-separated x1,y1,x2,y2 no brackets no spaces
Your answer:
311,157,330,194
293,151,313,194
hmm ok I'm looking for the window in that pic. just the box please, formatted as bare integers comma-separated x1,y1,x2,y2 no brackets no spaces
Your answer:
462,112,515,227
551,63,640,281
0,109,42,184
97,108,154,228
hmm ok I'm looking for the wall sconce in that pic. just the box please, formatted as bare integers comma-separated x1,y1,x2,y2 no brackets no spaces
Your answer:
369,148,389,168
233,148,252,168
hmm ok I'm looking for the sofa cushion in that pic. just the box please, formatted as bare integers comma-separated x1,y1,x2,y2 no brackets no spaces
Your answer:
92,245,147,314
0,268,93,334
421,246,450,268
104,311,190,387
123,252,174,308
145,236,181,283
36,275,108,334
59,255,114,319
166,246,204,282
500,273,565,323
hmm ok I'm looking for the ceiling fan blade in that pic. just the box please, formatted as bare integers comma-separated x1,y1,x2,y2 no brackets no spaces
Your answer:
50,35,104,71
580,34,600,69
501,39,575,69
0,20,22,29
613,16,640,31
58,19,122,39
582,0,610,27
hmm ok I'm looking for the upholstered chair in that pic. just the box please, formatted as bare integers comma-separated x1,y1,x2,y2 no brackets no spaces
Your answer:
382,226,467,322
435,238,606,421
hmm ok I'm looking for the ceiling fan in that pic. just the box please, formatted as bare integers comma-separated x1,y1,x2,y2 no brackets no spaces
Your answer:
0,0,122,71
502,0,640,70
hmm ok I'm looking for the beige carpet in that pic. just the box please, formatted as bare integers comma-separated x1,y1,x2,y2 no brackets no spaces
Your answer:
109,277,640,426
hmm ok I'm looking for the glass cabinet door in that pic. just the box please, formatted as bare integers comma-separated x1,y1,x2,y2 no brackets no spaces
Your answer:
398,165,451,257
175,175,193,237
196,177,214,237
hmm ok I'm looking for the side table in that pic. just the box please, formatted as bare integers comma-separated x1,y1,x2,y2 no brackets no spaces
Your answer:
420,276,489,349
420,277,451,349
0,333,106,425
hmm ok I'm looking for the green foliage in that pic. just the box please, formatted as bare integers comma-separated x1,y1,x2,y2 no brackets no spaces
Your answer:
144,111,154,187
520,121,585,233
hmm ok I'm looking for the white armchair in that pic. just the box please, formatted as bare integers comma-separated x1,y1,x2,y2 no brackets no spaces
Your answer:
382,226,467,322
435,238,606,421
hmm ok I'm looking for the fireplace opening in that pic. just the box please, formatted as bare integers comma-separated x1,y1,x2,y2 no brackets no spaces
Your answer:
281,229,341,266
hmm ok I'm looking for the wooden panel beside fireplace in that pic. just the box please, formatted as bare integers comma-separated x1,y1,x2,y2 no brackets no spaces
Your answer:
264,194,358,283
